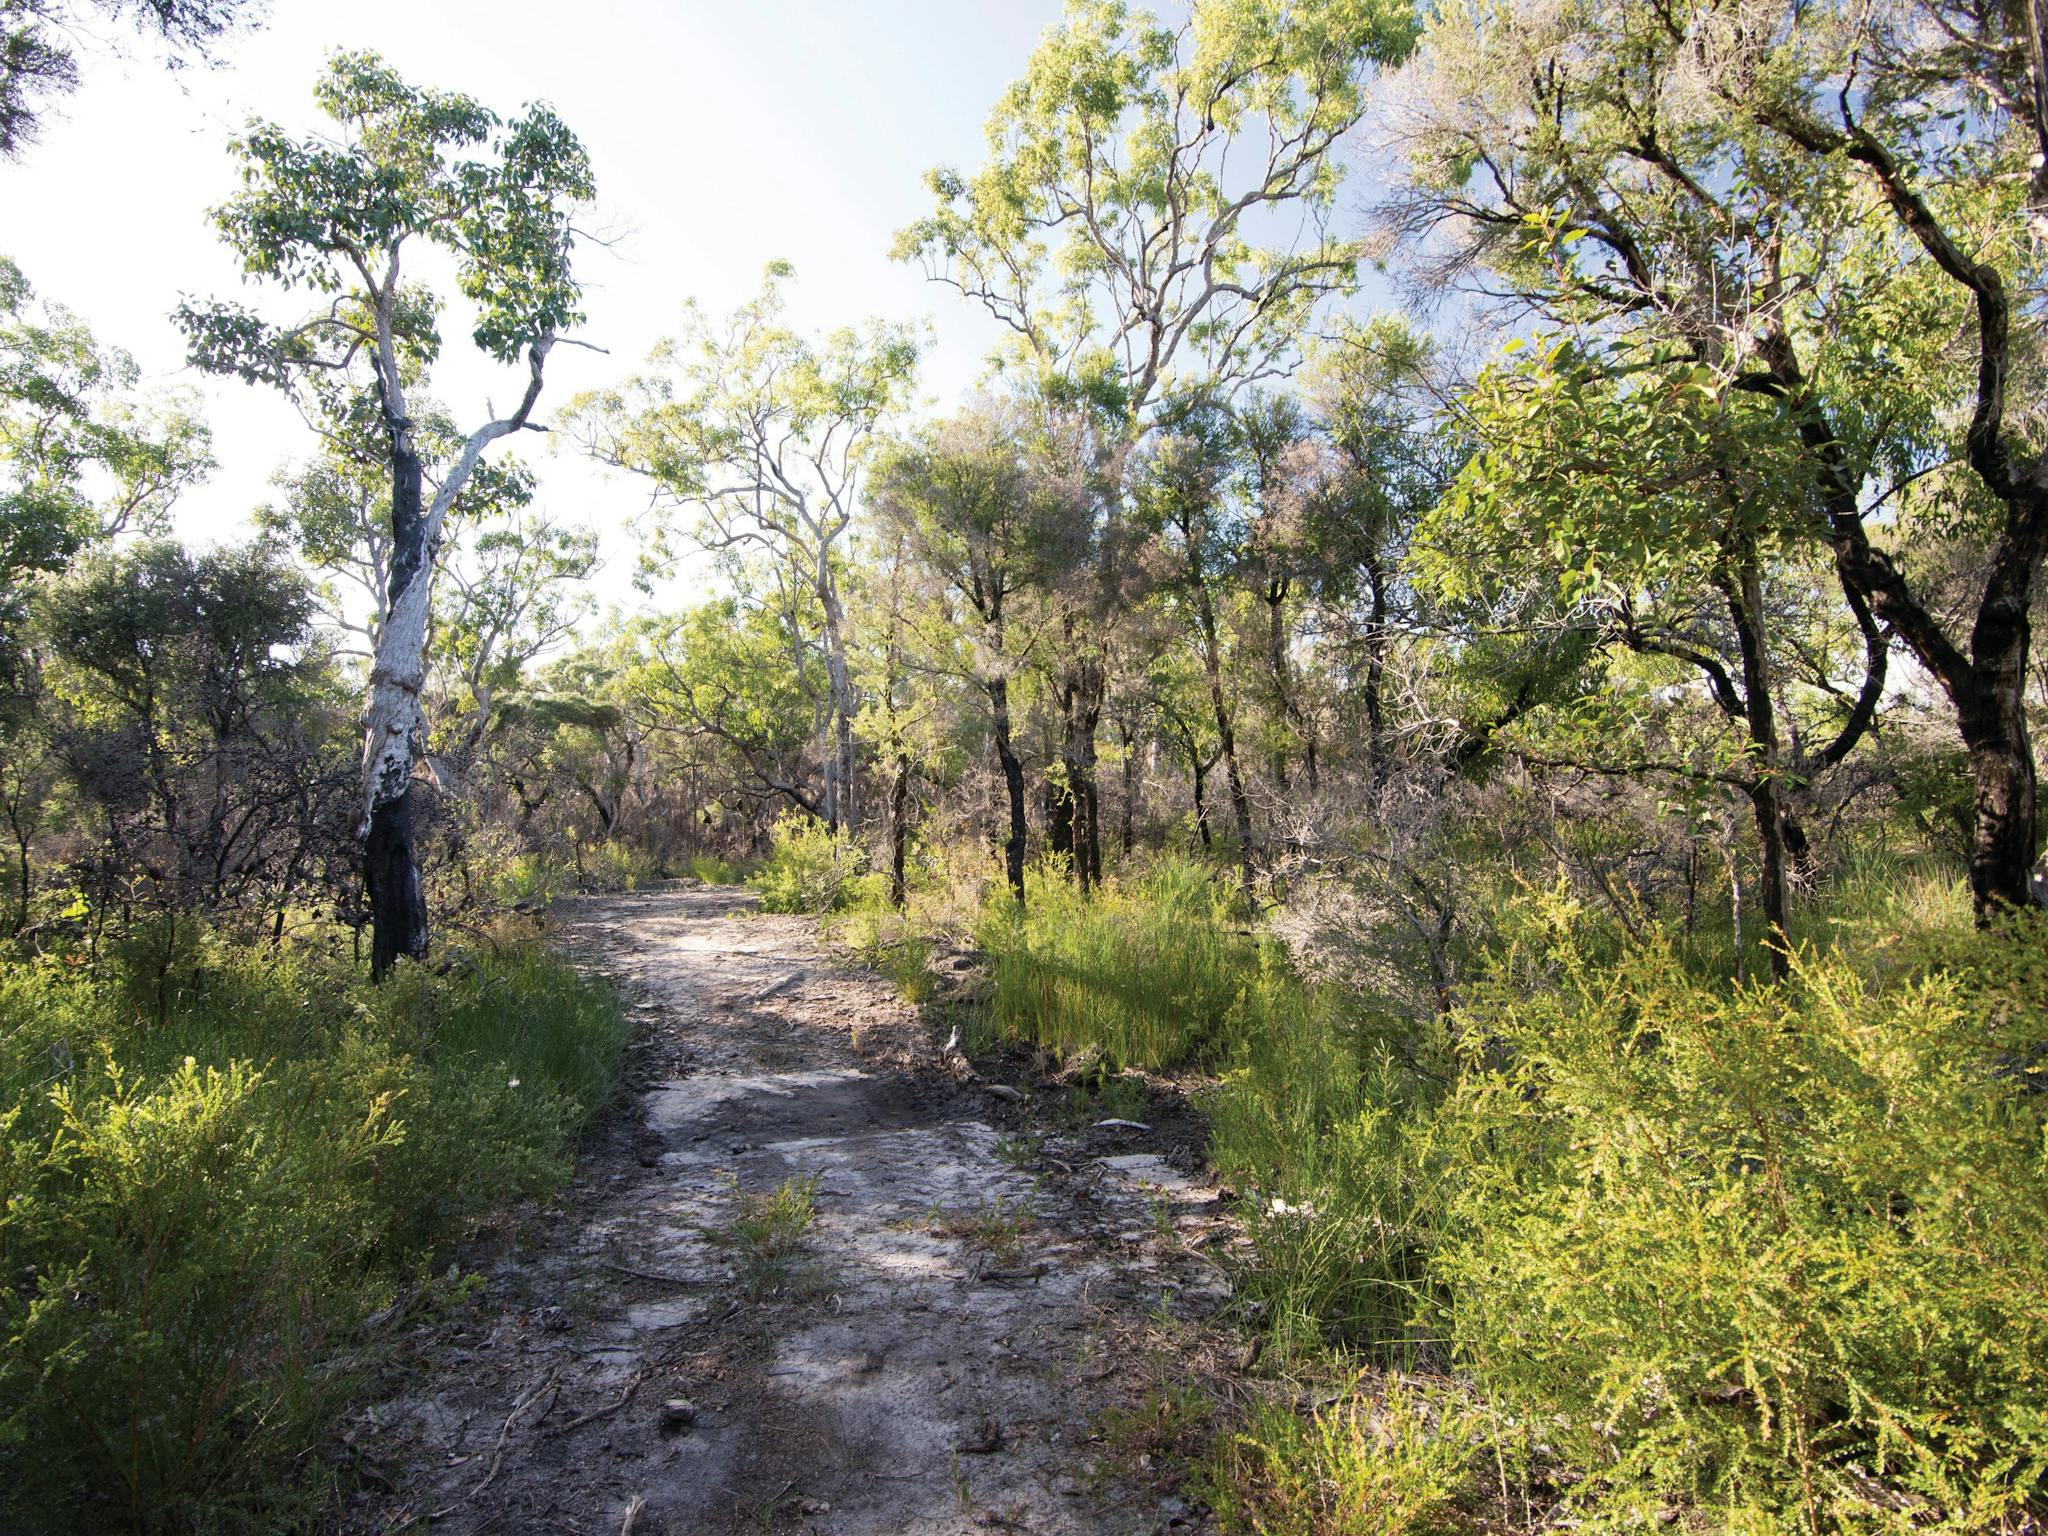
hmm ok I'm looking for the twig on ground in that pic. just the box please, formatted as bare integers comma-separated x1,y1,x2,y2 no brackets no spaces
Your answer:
550,1369,647,1437
458,1365,562,1507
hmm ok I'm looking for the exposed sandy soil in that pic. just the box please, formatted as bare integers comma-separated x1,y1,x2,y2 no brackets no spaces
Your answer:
335,884,1242,1536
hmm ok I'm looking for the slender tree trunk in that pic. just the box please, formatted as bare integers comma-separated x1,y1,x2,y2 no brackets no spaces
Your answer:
1118,713,1137,856
1070,656,1104,886
1720,554,1792,979
988,676,1027,904
888,750,911,908
1265,578,1292,793
818,577,858,835
1193,574,1255,897
1363,562,1390,800
7,798,29,935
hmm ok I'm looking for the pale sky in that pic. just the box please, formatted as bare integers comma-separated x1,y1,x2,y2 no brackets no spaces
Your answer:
1,0,1062,608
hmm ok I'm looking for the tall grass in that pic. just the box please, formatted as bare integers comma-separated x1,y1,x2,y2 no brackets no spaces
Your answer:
976,856,1261,1071
0,929,627,1533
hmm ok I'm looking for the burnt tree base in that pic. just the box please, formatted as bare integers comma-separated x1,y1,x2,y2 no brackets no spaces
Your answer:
365,787,429,980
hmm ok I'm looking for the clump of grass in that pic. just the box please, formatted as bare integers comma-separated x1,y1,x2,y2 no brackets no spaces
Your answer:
0,931,627,1534
686,850,749,885
1204,1377,1482,1536
827,904,934,1003
928,1193,1034,1264
715,1173,820,1299
975,855,1262,1071
748,813,880,914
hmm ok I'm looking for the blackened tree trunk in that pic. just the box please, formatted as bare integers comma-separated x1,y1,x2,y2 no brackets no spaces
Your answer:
1265,577,1293,793
989,676,1027,903
1362,559,1390,800
888,750,911,908
1746,117,2048,918
1720,553,1793,979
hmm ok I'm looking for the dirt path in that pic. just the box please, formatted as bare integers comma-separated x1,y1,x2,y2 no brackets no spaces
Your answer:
342,885,1236,1536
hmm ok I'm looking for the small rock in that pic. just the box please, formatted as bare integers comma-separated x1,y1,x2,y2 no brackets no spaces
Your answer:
659,1397,697,1429
984,1084,1025,1104
799,1499,831,1515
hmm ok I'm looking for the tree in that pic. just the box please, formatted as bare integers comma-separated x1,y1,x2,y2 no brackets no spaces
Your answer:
872,404,1089,901
1391,0,2044,917
1,255,211,687
430,509,596,771
572,264,920,835
1418,341,1888,972
1135,391,1259,895
38,540,351,983
0,0,264,158
255,407,538,658
895,0,1413,883
179,52,594,976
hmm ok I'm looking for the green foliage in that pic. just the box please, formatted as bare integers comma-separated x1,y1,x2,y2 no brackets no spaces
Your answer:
0,935,626,1532
180,51,594,385
685,851,742,886
1436,902,2048,1532
0,258,211,677
748,813,875,915
975,855,1264,1071
1206,1378,1481,1536
895,0,1411,408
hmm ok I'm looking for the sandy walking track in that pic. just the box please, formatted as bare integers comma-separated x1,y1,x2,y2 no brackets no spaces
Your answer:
341,885,1233,1536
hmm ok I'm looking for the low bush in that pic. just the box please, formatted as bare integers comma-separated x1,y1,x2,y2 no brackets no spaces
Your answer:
748,813,877,914
0,933,627,1533
1436,899,2048,1533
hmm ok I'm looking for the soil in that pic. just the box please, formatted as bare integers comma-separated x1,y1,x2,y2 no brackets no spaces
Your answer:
335,884,1245,1536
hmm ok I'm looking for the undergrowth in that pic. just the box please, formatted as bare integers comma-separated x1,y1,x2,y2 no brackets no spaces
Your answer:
0,928,627,1534
942,848,2048,1533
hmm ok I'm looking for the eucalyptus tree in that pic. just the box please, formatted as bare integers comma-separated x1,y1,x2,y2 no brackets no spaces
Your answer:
179,52,595,975
895,0,1414,882
1390,0,2042,916
871,404,1090,901
573,264,920,834
256,409,538,658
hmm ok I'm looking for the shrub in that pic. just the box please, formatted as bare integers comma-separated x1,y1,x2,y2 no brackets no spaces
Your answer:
748,813,873,914
1435,901,2048,1533
0,935,627,1533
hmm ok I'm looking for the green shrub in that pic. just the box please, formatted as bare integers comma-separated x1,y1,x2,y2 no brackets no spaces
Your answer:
1435,900,2048,1533
0,935,627,1533
748,813,873,914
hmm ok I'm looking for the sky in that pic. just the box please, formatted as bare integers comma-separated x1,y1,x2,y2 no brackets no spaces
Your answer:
0,0,1066,608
